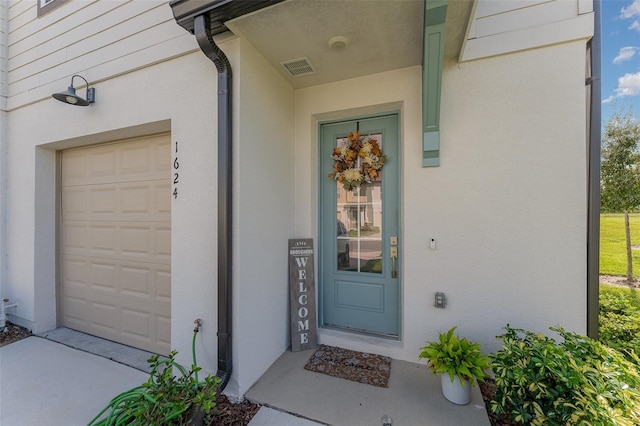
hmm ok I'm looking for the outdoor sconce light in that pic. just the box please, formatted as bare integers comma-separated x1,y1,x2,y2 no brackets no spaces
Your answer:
435,292,447,309
52,75,95,106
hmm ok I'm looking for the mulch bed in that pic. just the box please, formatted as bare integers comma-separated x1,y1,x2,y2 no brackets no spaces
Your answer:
0,321,32,347
304,344,392,387
209,395,260,426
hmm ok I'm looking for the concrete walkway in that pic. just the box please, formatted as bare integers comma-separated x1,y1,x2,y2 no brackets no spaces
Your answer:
0,335,318,426
0,337,148,426
1,334,490,425
246,349,491,426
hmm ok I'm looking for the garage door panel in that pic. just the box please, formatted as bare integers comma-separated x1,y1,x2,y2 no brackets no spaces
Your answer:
62,184,170,222
63,296,87,323
61,150,89,184
121,185,151,214
61,134,171,355
63,222,168,263
63,257,88,283
120,265,151,297
64,256,171,304
120,145,153,175
61,136,170,187
89,149,118,179
120,182,171,220
157,316,171,346
157,269,171,302
63,224,87,252
89,262,117,292
89,187,118,214
120,226,152,257
155,226,171,260
154,139,171,171
156,183,171,215
121,308,151,340
62,188,87,218
88,225,118,255
90,302,117,330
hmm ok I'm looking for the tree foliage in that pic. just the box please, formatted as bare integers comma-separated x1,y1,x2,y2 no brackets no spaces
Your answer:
601,108,640,213
601,108,640,280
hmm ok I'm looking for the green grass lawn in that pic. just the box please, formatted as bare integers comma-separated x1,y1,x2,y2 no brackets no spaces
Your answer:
600,213,640,277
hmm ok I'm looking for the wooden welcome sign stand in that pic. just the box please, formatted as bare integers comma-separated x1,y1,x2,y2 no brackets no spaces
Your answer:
288,238,318,352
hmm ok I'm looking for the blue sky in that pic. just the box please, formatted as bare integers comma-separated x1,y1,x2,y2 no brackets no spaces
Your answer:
602,0,640,123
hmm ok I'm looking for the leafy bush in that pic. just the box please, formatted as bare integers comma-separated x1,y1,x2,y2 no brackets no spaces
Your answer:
88,327,220,426
419,326,490,386
599,287,640,359
491,325,640,425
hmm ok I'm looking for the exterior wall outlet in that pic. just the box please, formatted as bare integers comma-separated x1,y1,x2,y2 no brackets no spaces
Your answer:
435,292,446,308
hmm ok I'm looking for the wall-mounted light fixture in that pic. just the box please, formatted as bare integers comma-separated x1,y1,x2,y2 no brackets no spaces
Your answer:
52,75,95,106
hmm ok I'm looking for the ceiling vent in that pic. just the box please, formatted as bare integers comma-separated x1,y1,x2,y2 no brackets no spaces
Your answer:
280,57,316,77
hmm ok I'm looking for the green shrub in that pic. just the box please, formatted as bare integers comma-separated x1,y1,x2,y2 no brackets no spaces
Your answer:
419,326,490,386
491,325,640,425
599,286,640,359
88,327,220,426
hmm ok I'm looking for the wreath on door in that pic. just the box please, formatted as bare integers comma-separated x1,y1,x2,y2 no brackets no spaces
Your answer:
328,131,386,191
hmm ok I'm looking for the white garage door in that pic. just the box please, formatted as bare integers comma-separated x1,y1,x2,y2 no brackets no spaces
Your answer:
60,134,171,354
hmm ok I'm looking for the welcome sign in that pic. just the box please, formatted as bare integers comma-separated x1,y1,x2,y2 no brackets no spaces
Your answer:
288,238,318,352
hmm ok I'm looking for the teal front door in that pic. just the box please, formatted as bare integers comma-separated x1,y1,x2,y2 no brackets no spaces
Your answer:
319,114,400,337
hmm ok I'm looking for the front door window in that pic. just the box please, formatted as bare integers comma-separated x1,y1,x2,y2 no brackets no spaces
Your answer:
336,139,383,274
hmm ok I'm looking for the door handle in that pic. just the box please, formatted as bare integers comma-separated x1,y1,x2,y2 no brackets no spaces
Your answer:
390,246,398,278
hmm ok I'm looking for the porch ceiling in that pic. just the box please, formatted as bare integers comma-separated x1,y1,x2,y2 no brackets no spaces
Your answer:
225,0,471,89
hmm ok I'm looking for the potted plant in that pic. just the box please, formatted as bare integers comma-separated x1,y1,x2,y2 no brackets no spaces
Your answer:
419,326,490,405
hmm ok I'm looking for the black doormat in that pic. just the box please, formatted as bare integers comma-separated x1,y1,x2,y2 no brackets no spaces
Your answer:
303,344,391,388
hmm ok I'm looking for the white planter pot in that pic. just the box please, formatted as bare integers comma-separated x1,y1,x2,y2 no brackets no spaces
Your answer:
441,374,471,405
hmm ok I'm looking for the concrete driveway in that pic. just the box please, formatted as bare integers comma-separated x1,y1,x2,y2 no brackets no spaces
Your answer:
0,336,148,426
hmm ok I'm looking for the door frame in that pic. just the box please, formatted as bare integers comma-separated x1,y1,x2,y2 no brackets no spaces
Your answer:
317,111,402,339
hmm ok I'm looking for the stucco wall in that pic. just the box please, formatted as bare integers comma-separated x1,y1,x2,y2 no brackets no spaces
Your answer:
229,38,295,398
294,39,587,361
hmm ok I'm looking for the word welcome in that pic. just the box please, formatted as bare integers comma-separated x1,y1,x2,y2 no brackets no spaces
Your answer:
288,239,317,352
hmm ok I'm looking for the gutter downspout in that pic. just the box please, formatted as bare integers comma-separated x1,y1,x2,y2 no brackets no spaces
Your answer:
193,13,233,390
586,0,601,339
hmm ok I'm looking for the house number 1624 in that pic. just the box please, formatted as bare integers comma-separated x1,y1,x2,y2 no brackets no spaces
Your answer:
173,141,179,199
